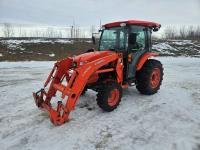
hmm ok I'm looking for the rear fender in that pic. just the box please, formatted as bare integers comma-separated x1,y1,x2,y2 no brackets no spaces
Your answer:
136,52,159,71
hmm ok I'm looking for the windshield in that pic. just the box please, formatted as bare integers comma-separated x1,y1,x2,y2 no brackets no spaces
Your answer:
99,27,126,51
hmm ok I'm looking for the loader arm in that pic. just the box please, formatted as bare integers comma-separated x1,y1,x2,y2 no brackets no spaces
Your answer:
33,51,123,125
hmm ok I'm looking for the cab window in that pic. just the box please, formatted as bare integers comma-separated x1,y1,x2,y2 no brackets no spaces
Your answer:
128,26,146,51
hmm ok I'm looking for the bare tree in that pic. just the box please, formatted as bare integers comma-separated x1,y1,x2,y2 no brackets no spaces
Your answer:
21,30,27,37
75,26,80,39
3,23,14,37
163,25,200,40
90,25,96,37
46,27,55,38
31,29,41,37
188,25,195,40
164,25,176,39
195,26,200,40
58,31,63,38
70,26,74,38
18,25,22,37
179,26,186,39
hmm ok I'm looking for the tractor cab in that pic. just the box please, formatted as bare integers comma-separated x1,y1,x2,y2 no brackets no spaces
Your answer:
98,20,161,82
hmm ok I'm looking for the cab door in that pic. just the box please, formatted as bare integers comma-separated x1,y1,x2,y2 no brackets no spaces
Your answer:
127,26,149,80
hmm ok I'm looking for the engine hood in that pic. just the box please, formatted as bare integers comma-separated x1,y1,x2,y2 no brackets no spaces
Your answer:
74,50,115,63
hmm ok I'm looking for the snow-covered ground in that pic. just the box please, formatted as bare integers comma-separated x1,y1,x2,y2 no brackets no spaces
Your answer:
152,40,200,57
1,39,74,45
0,57,200,150
0,39,74,50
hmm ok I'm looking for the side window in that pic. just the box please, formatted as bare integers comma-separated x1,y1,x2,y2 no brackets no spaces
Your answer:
128,26,146,50
136,31,145,49
119,30,126,50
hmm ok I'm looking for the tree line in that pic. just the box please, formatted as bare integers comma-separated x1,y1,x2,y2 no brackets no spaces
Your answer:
164,25,200,40
1,23,97,38
1,23,200,40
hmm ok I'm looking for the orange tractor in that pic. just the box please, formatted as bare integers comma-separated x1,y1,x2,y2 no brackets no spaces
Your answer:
33,20,163,125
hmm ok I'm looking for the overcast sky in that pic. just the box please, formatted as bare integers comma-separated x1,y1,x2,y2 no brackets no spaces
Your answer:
0,0,200,27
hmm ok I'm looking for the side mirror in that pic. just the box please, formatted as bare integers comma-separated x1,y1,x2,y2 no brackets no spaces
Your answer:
153,27,159,32
92,36,96,45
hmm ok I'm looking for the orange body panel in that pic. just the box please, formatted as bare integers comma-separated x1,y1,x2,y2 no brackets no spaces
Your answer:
136,52,158,71
87,73,99,84
74,51,115,63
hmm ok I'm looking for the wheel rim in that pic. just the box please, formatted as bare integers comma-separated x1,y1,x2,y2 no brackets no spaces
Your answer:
150,68,161,88
108,89,120,107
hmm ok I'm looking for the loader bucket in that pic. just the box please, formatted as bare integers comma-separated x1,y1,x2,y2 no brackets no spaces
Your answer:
33,57,74,125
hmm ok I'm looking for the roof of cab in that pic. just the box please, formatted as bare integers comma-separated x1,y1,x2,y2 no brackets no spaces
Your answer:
103,20,161,29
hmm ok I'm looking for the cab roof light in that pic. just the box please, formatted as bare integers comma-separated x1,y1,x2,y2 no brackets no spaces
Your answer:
120,23,126,27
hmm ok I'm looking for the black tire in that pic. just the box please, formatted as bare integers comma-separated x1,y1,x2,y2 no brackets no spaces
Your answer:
96,81,122,112
136,59,163,95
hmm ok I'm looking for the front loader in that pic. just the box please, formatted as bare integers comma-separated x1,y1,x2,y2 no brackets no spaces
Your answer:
33,20,163,125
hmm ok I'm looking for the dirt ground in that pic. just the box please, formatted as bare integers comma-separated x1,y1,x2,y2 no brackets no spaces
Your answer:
0,38,98,61
0,38,200,61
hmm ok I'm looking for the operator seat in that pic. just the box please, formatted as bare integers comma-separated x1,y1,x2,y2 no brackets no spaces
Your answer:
128,33,139,50
127,32,146,81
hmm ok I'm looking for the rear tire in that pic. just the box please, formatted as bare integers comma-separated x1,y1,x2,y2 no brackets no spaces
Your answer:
136,59,163,95
96,81,122,112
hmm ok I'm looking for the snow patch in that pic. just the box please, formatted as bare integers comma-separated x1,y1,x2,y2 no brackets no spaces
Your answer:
55,39,73,44
0,39,73,50
171,40,193,46
85,40,92,43
153,43,178,51
152,43,177,55
49,53,55,57
0,39,73,45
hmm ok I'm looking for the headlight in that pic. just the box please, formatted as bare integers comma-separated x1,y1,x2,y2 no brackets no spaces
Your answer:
69,69,74,77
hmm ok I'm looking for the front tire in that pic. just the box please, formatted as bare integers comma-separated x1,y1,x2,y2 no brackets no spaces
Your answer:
136,59,163,95
96,81,122,112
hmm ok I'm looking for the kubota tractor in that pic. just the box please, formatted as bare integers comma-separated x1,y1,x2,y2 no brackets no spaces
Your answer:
33,20,163,125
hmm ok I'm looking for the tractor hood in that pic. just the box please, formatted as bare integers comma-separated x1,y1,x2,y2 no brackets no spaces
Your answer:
73,50,115,63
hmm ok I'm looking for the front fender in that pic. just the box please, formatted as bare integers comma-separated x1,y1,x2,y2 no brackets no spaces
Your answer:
136,52,159,71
